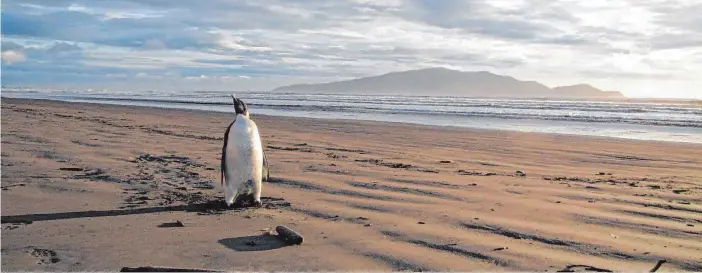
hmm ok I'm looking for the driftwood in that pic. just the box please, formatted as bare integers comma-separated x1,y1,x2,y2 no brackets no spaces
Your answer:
276,225,304,245
120,266,223,272
557,260,668,273
557,265,613,272
649,260,667,273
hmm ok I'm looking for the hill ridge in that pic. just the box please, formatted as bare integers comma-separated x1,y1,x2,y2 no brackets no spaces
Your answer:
273,68,625,98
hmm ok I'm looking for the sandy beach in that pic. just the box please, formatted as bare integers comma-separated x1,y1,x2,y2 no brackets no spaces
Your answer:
1,98,701,271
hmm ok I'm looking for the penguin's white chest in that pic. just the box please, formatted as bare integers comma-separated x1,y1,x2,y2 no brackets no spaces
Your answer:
223,115,264,205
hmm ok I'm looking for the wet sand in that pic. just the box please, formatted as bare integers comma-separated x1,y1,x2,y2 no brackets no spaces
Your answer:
1,98,701,271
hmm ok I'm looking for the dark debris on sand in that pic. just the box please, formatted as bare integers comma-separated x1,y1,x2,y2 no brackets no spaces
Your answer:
135,154,204,167
457,170,497,176
355,158,438,173
121,153,217,208
192,197,291,215
355,159,412,169
73,168,123,183
158,220,185,228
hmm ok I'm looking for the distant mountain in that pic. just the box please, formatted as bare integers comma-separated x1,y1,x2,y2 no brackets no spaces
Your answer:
272,68,625,98
551,84,624,98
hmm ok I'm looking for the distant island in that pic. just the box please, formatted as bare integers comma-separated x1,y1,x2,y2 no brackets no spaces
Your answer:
272,68,625,98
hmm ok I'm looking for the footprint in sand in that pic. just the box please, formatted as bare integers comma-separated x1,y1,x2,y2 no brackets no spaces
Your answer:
29,248,60,264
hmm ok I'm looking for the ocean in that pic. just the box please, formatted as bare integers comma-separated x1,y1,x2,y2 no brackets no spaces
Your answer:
3,89,701,144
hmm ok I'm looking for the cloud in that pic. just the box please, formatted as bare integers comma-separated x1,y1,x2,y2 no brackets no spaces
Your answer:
2,41,27,51
47,42,83,54
1,50,27,65
140,39,167,50
1,0,701,98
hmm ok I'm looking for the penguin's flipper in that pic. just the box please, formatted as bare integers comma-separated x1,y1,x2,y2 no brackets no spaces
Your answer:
221,120,236,186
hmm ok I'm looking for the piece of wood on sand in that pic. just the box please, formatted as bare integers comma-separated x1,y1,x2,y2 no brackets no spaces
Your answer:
649,260,667,273
276,225,304,245
120,266,223,272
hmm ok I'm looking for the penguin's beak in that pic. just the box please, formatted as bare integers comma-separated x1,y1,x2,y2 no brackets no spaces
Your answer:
231,95,249,117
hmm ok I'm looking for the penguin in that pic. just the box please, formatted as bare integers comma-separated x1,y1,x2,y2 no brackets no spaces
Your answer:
221,96,266,207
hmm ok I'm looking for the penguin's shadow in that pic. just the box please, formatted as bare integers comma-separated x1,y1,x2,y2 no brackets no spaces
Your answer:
218,235,290,252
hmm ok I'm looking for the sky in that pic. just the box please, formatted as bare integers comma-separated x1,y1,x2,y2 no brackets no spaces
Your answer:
1,0,701,99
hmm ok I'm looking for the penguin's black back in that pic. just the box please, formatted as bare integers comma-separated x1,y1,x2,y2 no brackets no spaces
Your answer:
220,118,236,186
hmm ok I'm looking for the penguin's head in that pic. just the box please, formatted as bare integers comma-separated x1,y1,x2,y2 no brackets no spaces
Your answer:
230,95,249,117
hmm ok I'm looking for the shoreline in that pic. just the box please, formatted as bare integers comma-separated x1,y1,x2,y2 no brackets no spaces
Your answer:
3,97,700,147
3,88,702,103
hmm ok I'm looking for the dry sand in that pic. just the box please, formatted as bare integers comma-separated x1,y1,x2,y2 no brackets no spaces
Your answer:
1,98,701,272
